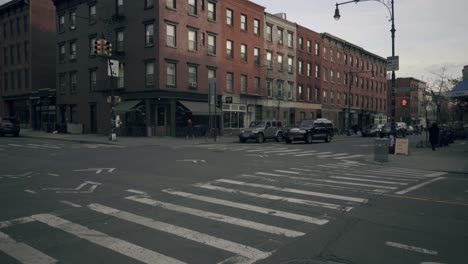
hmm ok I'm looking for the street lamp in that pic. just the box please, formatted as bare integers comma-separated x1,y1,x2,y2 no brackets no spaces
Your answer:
346,70,374,136
333,0,397,152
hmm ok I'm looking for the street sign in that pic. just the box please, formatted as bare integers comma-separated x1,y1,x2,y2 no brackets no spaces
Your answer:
395,138,409,155
108,59,119,77
225,96,233,103
387,56,399,71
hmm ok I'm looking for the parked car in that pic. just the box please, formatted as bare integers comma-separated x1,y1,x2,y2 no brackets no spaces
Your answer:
361,124,384,137
0,117,20,137
239,120,284,143
284,118,334,144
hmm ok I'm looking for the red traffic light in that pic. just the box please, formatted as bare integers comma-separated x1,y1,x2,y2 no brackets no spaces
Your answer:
94,39,103,56
401,99,408,106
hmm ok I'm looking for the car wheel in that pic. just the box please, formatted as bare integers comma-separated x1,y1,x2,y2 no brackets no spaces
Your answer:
256,133,264,143
14,132,19,137
276,132,283,142
240,138,246,143
305,133,313,144
325,134,332,143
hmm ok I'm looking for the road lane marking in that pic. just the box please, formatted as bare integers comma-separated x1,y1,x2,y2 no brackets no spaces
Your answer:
0,231,58,264
59,201,82,208
385,241,438,255
333,154,364,160
372,170,428,178
263,149,301,154
88,203,271,262
127,189,149,196
329,176,409,186
308,179,398,190
215,179,368,203
395,177,445,195
317,164,344,169
24,190,37,194
289,168,313,172
246,147,287,153
194,183,353,211
342,173,418,182
316,153,349,158
384,194,468,207
126,195,304,238
163,190,329,225
274,170,300,174
33,214,185,264
425,172,447,177
48,173,60,177
294,152,331,157
0,216,35,229
343,172,422,181
277,151,317,156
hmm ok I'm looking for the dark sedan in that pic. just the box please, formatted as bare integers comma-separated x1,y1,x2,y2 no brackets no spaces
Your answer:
0,117,20,137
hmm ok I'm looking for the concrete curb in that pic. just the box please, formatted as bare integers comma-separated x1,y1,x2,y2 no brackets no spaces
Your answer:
21,134,118,145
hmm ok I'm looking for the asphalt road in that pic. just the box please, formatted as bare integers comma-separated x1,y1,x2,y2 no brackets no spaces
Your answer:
0,135,467,264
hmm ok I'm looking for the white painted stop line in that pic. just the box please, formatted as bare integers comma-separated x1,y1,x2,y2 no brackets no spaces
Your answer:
385,241,438,255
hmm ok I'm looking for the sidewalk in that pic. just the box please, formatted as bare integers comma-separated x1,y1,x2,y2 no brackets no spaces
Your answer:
367,137,468,174
19,129,237,147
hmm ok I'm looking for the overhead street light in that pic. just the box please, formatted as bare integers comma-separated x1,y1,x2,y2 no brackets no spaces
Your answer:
333,0,397,153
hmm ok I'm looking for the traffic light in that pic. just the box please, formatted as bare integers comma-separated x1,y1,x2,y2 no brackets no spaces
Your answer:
94,39,103,56
401,99,408,107
103,40,112,57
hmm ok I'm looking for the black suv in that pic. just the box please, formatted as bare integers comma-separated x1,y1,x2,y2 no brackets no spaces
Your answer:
284,118,334,144
0,117,20,137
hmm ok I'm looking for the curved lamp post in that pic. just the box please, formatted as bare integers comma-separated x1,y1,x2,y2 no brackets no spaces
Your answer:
334,0,396,152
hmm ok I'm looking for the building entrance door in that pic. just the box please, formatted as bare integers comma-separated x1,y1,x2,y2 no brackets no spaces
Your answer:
155,105,168,136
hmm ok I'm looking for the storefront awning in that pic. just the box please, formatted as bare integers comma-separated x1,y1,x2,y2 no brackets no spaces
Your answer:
114,100,142,113
179,100,221,115
449,79,468,98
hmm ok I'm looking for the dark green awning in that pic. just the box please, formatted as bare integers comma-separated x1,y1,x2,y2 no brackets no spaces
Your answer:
114,100,142,113
179,100,221,115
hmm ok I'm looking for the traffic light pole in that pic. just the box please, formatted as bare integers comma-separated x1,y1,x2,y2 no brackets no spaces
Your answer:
108,58,117,141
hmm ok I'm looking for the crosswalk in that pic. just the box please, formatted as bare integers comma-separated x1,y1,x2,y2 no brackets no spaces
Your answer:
0,142,124,151
0,161,446,264
195,144,364,160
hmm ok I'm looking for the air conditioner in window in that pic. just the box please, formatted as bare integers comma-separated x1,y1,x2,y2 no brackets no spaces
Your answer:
278,39,283,45
189,82,197,88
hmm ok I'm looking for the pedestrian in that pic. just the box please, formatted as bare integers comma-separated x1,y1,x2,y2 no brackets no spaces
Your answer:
428,123,440,151
186,118,194,139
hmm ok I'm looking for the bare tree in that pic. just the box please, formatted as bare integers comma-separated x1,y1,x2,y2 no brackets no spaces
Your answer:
428,67,452,123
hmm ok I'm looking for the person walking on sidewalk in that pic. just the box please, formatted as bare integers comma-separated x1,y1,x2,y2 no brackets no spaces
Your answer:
428,123,440,151
185,118,194,139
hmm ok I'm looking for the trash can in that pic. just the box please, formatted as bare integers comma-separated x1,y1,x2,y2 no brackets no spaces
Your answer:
374,138,389,162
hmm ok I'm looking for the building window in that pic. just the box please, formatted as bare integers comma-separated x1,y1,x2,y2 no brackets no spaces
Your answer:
330,91,334,104
253,19,260,35
240,14,247,31
254,47,260,65
166,0,175,9
146,61,155,86
89,5,96,23
240,44,247,62
287,32,293,48
188,0,197,15
330,69,334,82
165,62,174,87
241,75,247,93
207,68,215,82
58,15,65,32
316,88,320,102
323,47,327,59
207,1,216,21
118,63,124,88
323,90,327,103
3,47,7,65
69,11,76,30
287,56,293,73
9,46,14,65
287,82,293,99
89,37,96,55
24,69,29,89
330,49,334,61
208,34,216,55
69,41,76,60
226,40,233,58
277,54,283,71
3,23,7,39
2,73,7,91
337,52,340,63
145,0,154,9
277,28,283,44
188,29,197,51
315,42,319,56
299,37,303,50
188,65,197,88
166,24,176,47
116,30,124,51
298,60,303,75
16,44,21,64
17,70,21,90
9,20,13,37
344,54,347,65
226,9,233,26
145,23,154,46
59,73,66,94
306,40,311,53
24,41,28,62
337,71,341,83
24,15,29,33
277,81,284,98
298,85,303,100
89,69,97,91
59,43,65,62
266,24,272,41
266,51,272,68
307,63,311,77
266,79,273,97
323,67,328,81
116,0,124,15
254,77,260,94
10,72,14,91
315,65,319,78
70,72,77,93
307,87,311,102
226,72,233,92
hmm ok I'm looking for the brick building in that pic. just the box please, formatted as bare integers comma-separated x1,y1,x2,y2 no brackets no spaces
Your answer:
0,0,56,129
295,24,323,122
388,77,426,125
320,33,388,132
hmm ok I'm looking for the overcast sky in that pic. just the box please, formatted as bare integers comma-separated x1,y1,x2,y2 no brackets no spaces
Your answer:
2,0,466,83
251,0,467,83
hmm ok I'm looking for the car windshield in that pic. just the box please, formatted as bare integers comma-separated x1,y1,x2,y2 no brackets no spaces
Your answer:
300,120,314,128
249,121,265,128
2,118,16,123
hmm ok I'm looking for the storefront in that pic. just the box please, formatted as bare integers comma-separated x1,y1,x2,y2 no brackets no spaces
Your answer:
222,103,247,130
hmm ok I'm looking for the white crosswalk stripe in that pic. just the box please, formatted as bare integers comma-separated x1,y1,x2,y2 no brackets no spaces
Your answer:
334,154,364,160
276,150,317,156
329,176,409,185
163,189,329,225
316,153,349,158
294,151,332,157
0,231,58,264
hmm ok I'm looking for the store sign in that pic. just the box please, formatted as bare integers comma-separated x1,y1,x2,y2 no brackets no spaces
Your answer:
395,138,409,155
387,56,399,71
225,96,233,103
